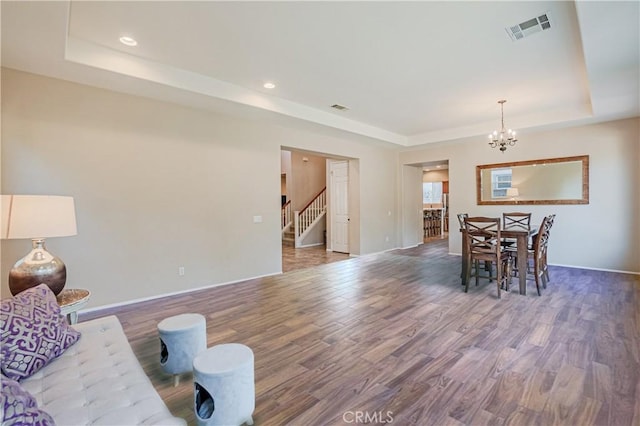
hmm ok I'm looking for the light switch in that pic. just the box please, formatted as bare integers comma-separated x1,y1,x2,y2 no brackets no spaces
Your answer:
253,215,263,223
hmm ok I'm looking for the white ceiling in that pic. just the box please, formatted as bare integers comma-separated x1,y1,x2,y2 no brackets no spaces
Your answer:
2,1,638,147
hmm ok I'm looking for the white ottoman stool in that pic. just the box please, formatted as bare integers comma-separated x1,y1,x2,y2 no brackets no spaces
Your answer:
193,343,255,426
158,313,207,386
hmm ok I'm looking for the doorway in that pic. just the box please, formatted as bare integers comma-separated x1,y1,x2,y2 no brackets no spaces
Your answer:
422,162,449,243
280,149,357,272
400,160,450,248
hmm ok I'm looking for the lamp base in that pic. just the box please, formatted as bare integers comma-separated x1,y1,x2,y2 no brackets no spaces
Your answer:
8,239,67,296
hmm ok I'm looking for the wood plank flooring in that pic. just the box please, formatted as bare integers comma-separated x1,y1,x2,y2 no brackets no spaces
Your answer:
281,243,350,273
82,239,639,426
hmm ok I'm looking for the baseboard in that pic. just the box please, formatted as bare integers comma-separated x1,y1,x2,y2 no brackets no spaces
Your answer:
548,263,639,275
82,256,638,317
446,252,638,275
297,242,324,248
80,271,282,315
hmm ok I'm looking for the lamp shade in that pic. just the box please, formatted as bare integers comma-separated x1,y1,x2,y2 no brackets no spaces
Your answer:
1,195,77,240
506,188,519,197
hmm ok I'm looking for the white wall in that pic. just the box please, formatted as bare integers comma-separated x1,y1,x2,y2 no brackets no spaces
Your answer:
290,151,325,212
399,117,640,274
280,150,291,200
401,165,423,248
1,69,399,307
422,169,449,183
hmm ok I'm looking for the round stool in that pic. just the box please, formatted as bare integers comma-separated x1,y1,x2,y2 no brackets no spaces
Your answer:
193,343,255,426
157,313,207,386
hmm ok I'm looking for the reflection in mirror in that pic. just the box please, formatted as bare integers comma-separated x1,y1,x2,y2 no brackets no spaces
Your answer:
476,155,589,205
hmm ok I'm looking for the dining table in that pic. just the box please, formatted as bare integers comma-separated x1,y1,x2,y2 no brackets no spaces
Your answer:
461,224,539,295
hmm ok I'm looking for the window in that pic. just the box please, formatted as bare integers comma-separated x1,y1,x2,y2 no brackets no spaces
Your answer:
491,168,512,198
423,182,443,204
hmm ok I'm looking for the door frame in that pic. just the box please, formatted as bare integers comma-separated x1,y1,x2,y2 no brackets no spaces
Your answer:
281,147,360,256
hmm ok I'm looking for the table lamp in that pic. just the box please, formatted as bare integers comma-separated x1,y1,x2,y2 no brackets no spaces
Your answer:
1,195,77,295
506,187,519,200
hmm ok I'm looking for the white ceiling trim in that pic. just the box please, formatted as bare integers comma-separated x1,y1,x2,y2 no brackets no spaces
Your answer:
407,100,598,146
65,36,409,146
63,30,634,147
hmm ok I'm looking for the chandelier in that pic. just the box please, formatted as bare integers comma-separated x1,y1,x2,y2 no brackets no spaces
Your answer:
488,100,517,152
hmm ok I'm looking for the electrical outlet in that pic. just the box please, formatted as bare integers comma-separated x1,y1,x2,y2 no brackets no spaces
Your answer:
178,266,185,276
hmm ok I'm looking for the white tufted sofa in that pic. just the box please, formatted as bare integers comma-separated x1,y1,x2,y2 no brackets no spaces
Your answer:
19,315,186,425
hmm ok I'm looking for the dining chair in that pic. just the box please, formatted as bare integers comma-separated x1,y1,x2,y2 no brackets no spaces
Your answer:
457,213,469,279
528,215,554,295
502,212,532,247
509,213,555,295
538,214,556,285
456,213,468,230
501,212,532,273
463,217,511,299
503,212,532,229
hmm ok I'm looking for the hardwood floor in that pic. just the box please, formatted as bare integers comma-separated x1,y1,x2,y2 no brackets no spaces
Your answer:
282,243,351,273
82,239,639,426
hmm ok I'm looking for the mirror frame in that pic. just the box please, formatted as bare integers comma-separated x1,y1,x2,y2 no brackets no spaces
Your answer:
476,155,589,205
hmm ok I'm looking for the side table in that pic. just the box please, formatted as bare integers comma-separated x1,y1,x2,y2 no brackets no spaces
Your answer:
56,289,91,324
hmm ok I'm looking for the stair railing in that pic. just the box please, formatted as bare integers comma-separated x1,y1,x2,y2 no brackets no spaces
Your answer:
281,200,292,234
294,187,326,246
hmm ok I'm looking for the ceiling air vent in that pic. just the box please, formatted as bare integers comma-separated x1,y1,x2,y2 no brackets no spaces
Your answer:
331,104,349,111
506,13,552,41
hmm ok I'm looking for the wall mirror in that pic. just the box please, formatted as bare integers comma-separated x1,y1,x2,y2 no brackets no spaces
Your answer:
476,155,589,205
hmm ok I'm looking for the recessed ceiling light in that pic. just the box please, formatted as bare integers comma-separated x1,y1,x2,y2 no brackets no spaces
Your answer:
119,36,138,47
263,82,276,89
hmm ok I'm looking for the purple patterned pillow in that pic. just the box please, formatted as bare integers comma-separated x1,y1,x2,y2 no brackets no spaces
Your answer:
0,284,81,380
1,375,56,425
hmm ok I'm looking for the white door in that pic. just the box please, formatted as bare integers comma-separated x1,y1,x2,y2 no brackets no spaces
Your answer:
330,161,349,253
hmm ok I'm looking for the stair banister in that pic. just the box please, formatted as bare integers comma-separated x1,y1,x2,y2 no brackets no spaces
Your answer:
294,187,326,247
281,200,292,234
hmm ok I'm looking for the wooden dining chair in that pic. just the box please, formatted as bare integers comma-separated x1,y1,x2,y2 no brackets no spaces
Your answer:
457,213,469,279
503,212,532,229
538,214,556,285
502,212,532,247
456,213,468,230
463,217,511,299
529,215,554,295
509,213,556,295
501,212,532,273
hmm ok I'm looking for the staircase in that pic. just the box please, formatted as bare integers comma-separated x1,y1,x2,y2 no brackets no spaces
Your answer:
282,200,293,246
282,187,326,248
282,228,296,247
